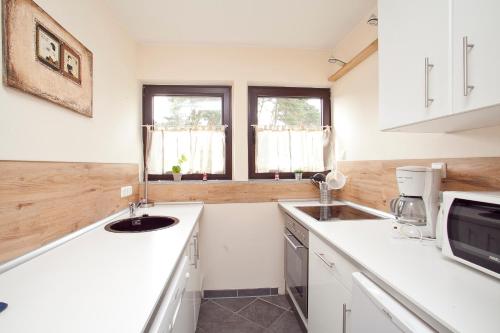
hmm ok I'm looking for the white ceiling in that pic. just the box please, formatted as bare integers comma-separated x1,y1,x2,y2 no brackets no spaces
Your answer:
105,0,376,49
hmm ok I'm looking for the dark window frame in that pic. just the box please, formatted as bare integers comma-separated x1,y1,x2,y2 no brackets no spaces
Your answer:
247,86,331,179
143,85,232,181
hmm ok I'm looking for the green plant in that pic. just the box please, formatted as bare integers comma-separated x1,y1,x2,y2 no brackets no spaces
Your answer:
294,169,303,173
171,154,187,174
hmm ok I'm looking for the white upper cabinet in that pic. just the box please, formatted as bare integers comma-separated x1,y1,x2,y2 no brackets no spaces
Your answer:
452,0,500,113
379,0,500,132
378,0,451,130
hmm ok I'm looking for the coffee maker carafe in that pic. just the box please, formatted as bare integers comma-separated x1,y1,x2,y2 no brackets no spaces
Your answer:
390,166,441,238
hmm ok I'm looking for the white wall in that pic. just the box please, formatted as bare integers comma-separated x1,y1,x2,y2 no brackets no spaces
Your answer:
137,44,332,292
0,0,141,164
199,203,285,293
137,43,333,180
332,10,500,161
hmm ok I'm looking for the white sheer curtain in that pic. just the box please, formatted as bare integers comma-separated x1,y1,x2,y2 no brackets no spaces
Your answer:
255,126,334,172
148,126,226,174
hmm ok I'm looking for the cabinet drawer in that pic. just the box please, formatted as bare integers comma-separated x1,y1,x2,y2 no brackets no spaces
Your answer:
310,233,359,291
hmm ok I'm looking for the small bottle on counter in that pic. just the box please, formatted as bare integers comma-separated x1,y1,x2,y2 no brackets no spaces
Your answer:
202,173,208,181
274,171,280,181
319,181,332,204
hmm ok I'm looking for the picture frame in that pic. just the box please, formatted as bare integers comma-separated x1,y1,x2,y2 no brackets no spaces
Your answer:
35,23,61,71
3,0,93,117
61,44,81,84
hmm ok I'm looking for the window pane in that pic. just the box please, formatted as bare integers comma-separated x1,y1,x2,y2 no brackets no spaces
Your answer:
153,96,222,127
257,97,322,127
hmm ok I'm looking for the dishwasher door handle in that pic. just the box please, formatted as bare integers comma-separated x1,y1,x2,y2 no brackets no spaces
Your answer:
284,233,304,251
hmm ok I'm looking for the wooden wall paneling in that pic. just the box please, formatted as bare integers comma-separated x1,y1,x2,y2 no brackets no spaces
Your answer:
3,157,497,263
146,181,319,204
334,160,386,210
337,157,500,212
0,161,139,263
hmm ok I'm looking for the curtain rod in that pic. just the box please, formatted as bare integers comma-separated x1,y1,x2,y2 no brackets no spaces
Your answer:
141,124,228,130
250,124,331,128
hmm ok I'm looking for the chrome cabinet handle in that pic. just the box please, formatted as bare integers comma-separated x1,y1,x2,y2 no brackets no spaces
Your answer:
194,234,200,258
284,233,304,251
313,251,335,268
463,36,474,96
342,303,351,333
190,234,199,268
425,57,434,108
194,234,199,268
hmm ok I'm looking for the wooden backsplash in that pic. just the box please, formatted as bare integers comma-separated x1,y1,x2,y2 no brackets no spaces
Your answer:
2,157,498,263
146,181,318,204
0,161,139,263
336,157,500,212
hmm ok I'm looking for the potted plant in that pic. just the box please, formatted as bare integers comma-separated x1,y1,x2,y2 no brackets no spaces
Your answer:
294,169,303,181
171,155,187,181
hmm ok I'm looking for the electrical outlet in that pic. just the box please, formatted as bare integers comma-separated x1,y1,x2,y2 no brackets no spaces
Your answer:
432,162,447,179
120,185,133,198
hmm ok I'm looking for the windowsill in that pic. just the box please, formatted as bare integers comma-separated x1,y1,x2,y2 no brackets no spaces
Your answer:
145,179,313,185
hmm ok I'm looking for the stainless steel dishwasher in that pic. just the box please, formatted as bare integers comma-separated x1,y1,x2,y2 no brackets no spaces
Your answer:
284,214,309,326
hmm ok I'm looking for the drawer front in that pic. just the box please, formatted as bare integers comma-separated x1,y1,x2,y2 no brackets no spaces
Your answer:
310,233,359,291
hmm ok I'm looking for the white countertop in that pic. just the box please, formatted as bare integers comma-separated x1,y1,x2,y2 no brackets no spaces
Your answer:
279,200,500,333
0,203,203,333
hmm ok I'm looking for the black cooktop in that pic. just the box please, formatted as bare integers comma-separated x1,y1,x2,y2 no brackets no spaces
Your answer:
297,205,384,221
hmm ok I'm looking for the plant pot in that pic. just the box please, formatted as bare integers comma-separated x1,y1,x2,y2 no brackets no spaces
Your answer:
294,173,303,181
172,173,182,182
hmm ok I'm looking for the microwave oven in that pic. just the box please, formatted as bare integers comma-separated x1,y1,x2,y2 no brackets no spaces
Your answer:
438,191,500,279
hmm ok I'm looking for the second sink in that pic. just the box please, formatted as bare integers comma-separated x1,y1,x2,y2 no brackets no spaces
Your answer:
105,215,179,233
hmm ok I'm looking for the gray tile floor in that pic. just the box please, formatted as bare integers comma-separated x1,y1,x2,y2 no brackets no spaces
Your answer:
197,295,306,333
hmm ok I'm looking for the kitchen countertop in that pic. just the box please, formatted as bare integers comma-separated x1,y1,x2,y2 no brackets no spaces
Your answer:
0,203,203,333
280,200,500,333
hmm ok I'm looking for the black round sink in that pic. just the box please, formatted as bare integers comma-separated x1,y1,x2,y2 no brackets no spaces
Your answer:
105,215,179,233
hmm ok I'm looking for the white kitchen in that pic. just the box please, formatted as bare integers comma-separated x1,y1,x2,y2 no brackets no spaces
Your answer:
0,0,499,333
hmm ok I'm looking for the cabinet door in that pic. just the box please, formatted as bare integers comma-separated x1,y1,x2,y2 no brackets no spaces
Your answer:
185,224,201,331
308,250,352,333
452,0,500,113
171,282,193,333
190,228,202,327
378,0,451,130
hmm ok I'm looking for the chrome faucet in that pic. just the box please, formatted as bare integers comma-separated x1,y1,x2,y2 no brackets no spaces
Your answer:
141,125,155,208
129,202,138,217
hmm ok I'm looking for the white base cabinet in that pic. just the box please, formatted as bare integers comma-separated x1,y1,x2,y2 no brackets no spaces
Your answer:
187,224,202,330
147,256,191,333
308,234,359,333
171,269,194,333
148,223,202,333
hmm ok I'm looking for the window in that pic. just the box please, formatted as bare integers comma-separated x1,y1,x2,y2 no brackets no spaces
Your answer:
143,85,232,180
248,86,332,179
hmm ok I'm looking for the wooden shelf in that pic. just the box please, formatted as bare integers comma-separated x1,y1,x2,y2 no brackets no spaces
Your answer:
328,39,378,82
